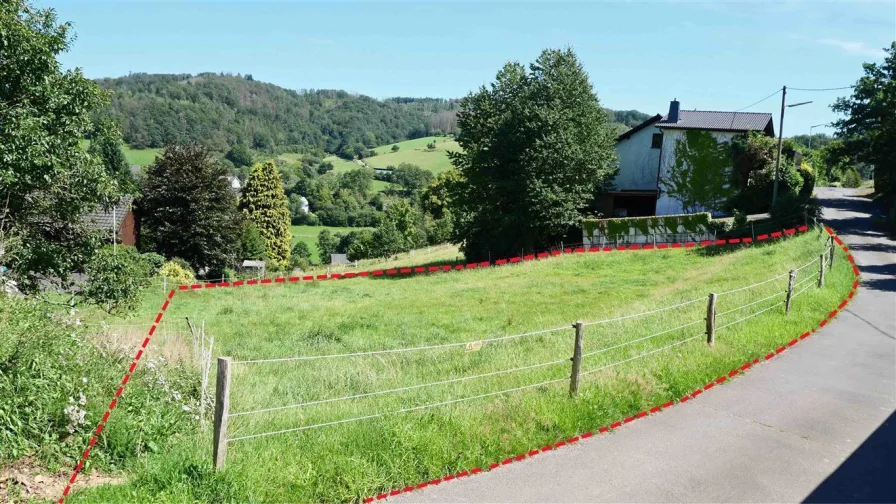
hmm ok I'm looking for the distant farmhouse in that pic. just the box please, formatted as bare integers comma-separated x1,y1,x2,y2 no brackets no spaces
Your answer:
604,99,775,218
83,196,137,246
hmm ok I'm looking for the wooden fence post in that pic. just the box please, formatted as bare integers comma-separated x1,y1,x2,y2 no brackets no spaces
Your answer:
706,293,717,346
569,321,584,397
785,269,796,314
828,236,835,268
213,357,232,471
818,254,826,288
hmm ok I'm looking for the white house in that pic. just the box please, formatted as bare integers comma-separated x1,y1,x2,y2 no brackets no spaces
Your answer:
607,99,775,217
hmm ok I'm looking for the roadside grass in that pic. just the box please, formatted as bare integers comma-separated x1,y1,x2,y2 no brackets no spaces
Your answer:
72,230,853,503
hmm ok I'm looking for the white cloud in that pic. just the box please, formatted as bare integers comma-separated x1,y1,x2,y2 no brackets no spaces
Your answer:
792,35,887,58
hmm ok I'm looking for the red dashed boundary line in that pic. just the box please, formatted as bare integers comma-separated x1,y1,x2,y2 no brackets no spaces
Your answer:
58,225,815,502
358,226,858,504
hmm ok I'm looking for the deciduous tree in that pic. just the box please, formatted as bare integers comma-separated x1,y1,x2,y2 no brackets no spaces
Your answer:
831,42,896,194
0,0,124,292
140,144,242,276
447,47,618,259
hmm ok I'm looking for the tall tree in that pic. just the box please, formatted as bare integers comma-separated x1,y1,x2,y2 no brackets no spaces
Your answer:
831,42,896,194
447,47,618,259
88,119,134,190
0,0,124,292
140,144,241,275
239,161,292,267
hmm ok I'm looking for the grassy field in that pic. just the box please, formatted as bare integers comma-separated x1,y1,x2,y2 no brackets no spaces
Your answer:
364,136,459,174
79,140,161,167
290,225,374,264
73,230,853,503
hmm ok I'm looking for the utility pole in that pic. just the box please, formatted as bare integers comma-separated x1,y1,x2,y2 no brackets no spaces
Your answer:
773,86,786,206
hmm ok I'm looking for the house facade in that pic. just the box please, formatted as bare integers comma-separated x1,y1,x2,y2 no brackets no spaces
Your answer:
608,100,774,217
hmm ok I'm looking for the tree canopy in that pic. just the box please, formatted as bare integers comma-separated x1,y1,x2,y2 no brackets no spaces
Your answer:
239,161,292,267
831,42,896,194
447,47,618,259
0,0,126,292
139,144,242,276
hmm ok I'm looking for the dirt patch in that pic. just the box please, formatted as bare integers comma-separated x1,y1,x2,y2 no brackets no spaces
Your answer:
0,457,122,503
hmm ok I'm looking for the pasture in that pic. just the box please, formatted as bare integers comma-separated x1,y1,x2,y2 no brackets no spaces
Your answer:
73,230,853,503
365,136,460,174
79,140,161,167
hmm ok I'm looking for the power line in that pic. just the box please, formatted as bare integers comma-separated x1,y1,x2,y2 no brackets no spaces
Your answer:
788,85,855,92
735,88,782,112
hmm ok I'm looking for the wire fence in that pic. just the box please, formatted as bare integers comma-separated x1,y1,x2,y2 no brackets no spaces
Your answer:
201,233,840,469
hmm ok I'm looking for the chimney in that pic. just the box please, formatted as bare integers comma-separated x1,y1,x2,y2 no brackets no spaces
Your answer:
668,99,680,123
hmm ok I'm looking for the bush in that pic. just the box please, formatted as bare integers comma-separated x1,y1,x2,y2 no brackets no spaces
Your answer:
82,246,153,313
159,260,195,286
769,193,823,227
290,242,311,263
240,221,267,261
841,167,862,188
0,297,198,470
391,145,400,152
141,252,166,274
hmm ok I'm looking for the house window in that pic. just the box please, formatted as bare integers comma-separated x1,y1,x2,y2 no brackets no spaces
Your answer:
651,133,663,149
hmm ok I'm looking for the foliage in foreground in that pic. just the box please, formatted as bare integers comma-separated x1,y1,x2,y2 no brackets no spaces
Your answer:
0,296,198,473
0,0,127,293
448,47,618,260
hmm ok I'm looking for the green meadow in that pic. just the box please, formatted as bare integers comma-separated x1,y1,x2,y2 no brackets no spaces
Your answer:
73,230,853,503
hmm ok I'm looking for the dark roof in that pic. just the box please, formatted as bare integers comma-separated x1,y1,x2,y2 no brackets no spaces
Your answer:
83,196,133,232
616,114,663,142
656,110,774,135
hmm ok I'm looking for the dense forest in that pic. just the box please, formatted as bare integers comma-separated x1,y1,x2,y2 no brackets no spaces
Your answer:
95,72,650,155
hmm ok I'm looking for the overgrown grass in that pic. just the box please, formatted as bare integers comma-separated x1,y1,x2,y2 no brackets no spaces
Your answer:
71,230,853,503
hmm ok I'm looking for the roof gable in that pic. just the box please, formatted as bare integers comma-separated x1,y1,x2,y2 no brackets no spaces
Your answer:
616,114,663,142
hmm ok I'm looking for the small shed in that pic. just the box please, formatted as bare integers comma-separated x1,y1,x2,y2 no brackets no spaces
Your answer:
241,259,266,276
330,254,351,265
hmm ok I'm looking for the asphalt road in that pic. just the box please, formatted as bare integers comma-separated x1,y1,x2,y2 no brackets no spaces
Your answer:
397,188,896,503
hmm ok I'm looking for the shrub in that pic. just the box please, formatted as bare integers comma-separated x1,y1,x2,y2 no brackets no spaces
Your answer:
391,145,400,152
841,167,862,188
0,297,198,470
291,242,312,264
159,260,195,286
240,221,267,261
82,246,153,313
141,252,166,274
770,193,823,227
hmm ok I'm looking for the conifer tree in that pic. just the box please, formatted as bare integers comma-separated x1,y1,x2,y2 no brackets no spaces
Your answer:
239,161,292,267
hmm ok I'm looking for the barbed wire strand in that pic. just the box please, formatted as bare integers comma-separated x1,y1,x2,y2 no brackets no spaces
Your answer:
580,333,703,377
227,375,570,442
715,300,785,331
229,332,704,442
582,319,703,358
716,271,788,296
231,325,570,365
582,296,705,327
717,290,786,317
229,356,570,418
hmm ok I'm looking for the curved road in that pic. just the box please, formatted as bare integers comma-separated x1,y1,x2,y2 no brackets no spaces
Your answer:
398,188,896,503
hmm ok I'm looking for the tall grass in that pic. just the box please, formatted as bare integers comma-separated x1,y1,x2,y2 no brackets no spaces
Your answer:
74,230,852,503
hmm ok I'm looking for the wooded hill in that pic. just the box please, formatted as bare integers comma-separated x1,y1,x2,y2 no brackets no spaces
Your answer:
95,72,650,155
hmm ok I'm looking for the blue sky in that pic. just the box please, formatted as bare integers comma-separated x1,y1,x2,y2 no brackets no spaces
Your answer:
47,0,894,137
